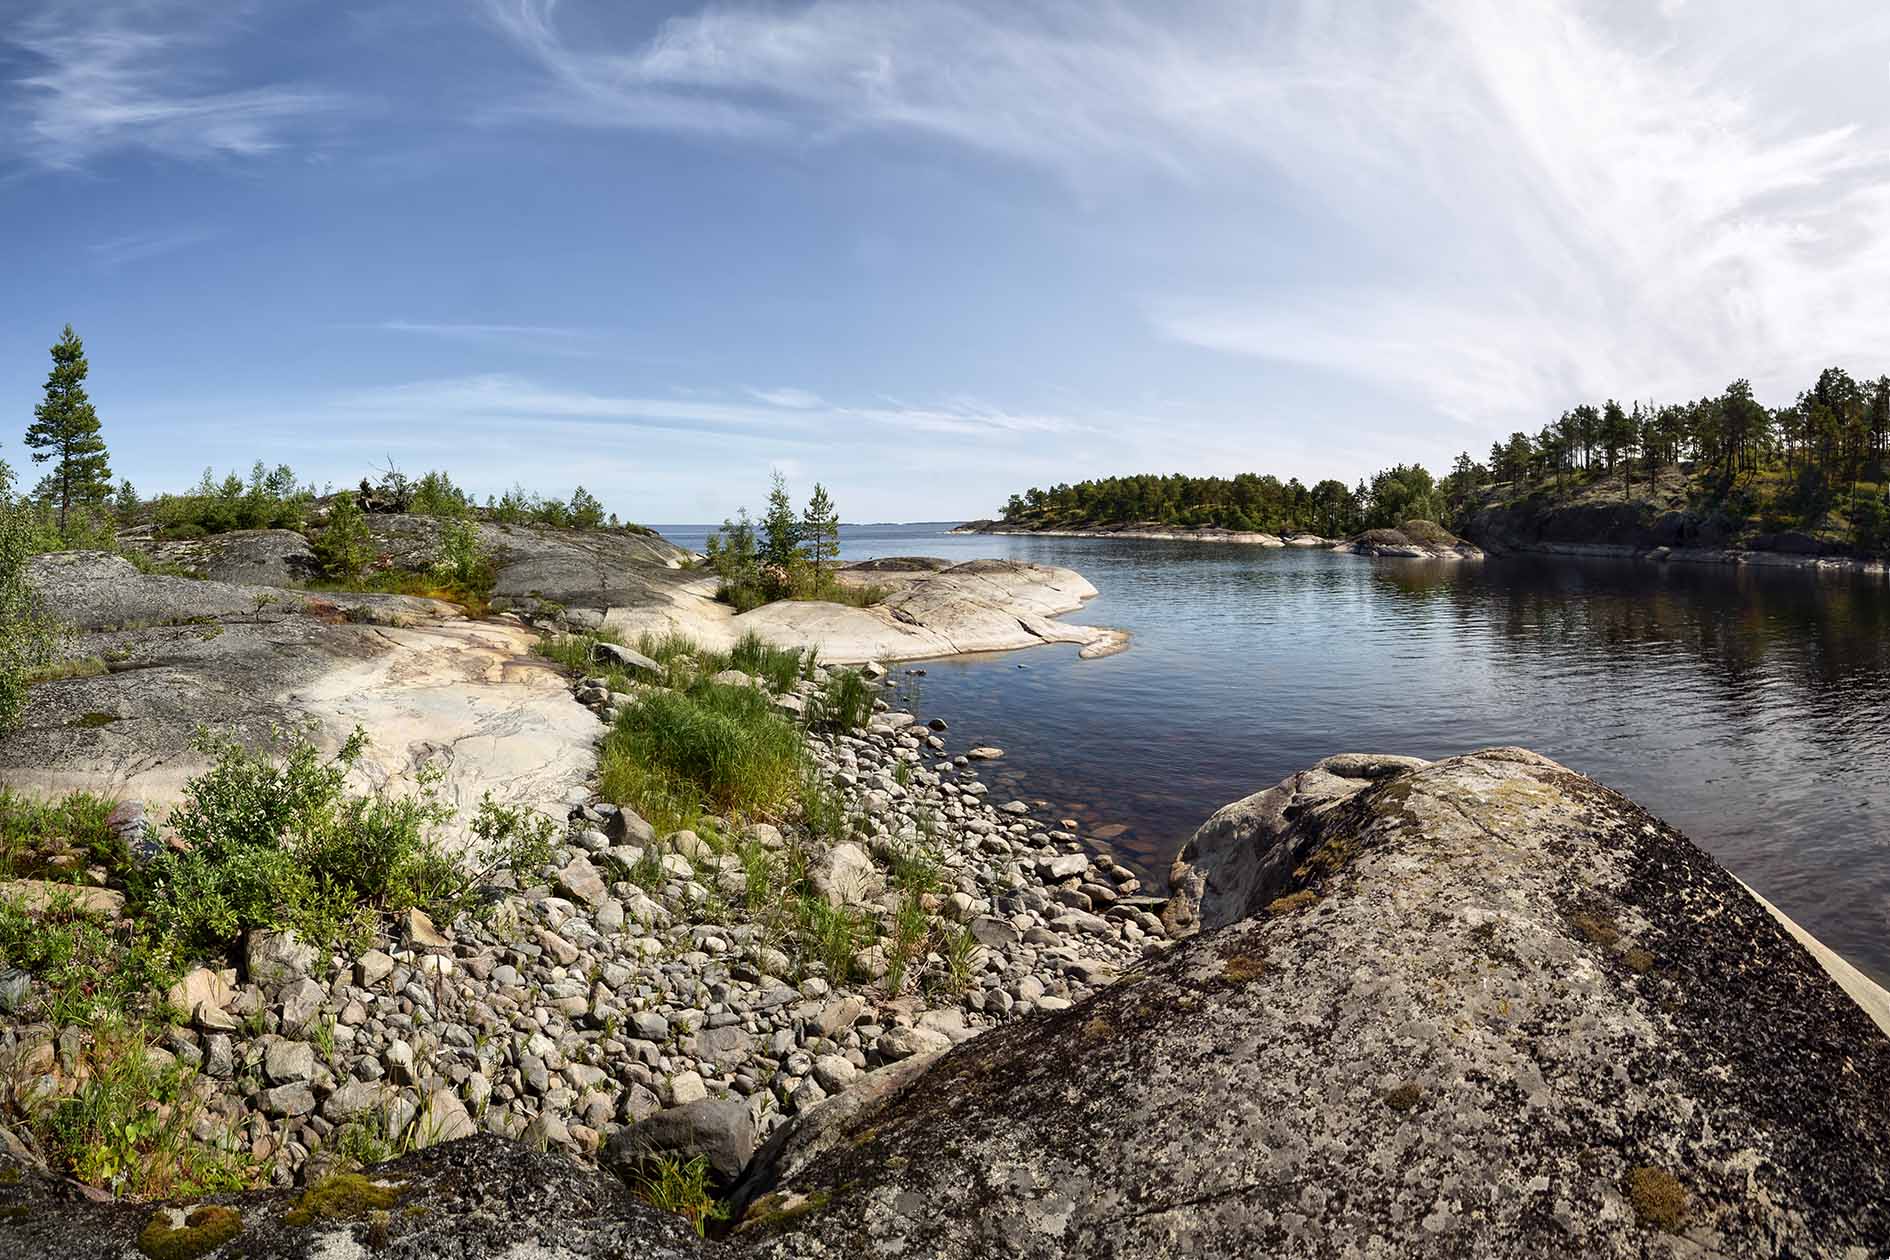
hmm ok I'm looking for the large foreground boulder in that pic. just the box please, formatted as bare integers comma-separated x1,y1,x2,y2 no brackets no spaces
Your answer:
745,748,1890,1256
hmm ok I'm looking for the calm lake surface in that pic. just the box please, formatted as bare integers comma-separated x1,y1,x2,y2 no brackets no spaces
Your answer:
652,523,1890,985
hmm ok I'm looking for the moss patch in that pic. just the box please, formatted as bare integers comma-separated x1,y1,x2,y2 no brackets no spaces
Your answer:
1384,1083,1422,1111
72,712,119,729
1267,890,1319,915
282,1172,403,1227
1626,1165,1687,1231
1623,947,1656,974
1219,953,1267,984
741,1188,832,1233
1571,910,1620,949
138,1205,243,1259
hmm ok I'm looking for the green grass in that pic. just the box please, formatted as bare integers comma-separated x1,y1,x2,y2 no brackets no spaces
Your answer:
810,668,874,730
599,680,805,830
0,787,122,881
35,1018,255,1199
795,895,870,984
625,1151,730,1237
724,631,813,694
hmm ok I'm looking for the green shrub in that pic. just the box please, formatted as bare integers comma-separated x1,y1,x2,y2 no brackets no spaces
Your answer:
138,729,553,955
151,463,314,538
408,470,470,518
0,477,57,730
433,517,495,597
0,893,175,1027
0,787,121,881
312,492,375,583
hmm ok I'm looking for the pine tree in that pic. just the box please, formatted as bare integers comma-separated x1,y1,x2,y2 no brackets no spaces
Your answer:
759,470,802,571
802,483,840,591
27,325,113,532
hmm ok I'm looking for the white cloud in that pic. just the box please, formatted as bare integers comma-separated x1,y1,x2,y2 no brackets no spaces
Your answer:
484,0,1890,445
333,374,1093,440
5,2,344,168
89,227,215,266
748,386,826,409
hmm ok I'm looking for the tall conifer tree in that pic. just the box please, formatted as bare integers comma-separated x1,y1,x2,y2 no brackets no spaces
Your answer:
27,325,112,531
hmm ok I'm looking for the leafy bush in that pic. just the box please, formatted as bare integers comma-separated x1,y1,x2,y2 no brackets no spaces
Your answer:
138,729,555,955
0,473,57,729
0,786,120,881
433,517,495,596
409,469,471,518
312,491,375,583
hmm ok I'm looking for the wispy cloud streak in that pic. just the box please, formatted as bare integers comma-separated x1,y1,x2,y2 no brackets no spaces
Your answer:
5,2,344,169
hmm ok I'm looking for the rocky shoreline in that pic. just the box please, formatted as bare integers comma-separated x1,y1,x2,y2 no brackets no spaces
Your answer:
1,644,1166,1207
10,742,1890,1255
952,520,1486,560
1473,536,1890,578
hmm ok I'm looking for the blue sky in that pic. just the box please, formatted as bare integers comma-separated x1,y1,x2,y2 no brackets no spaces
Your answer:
5,1,1889,523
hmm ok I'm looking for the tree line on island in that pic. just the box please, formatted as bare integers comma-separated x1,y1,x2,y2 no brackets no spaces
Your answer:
998,370,1890,554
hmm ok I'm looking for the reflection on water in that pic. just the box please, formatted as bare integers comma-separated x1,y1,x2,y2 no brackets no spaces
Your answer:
652,524,1890,985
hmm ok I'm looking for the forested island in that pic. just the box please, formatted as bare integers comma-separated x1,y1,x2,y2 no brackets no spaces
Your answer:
982,370,1890,559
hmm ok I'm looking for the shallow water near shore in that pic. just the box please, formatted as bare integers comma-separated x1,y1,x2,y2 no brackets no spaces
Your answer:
653,522,1890,985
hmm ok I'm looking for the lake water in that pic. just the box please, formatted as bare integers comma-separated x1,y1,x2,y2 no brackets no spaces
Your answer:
650,523,1890,985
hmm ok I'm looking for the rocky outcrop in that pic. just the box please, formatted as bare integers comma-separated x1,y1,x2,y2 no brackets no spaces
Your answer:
749,748,1890,1256
1460,496,1890,576
2,553,596,832
604,559,1128,664
1331,520,1484,560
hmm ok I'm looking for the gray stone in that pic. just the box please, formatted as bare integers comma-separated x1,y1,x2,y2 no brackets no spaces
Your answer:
593,641,662,677
263,1039,316,1085
356,949,396,987
557,855,609,909
259,1082,316,1117
413,1088,477,1148
322,1079,387,1123
276,977,326,1036
243,928,315,989
605,1096,756,1186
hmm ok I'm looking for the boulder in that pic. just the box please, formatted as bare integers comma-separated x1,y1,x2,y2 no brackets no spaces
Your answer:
605,1096,757,1187
413,1088,477,1149
1162,751,1427,936
811,842,877,908
741,748,1890,1256
243,929,315,990
593,641,663,677
556,855,609,909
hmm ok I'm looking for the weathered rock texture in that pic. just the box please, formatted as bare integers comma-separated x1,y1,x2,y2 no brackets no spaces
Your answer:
2,553,595,836
0,1133,710,1259
755,748,1890,1256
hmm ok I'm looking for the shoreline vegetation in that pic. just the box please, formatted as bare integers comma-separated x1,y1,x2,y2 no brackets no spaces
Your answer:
975,369,1890,572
